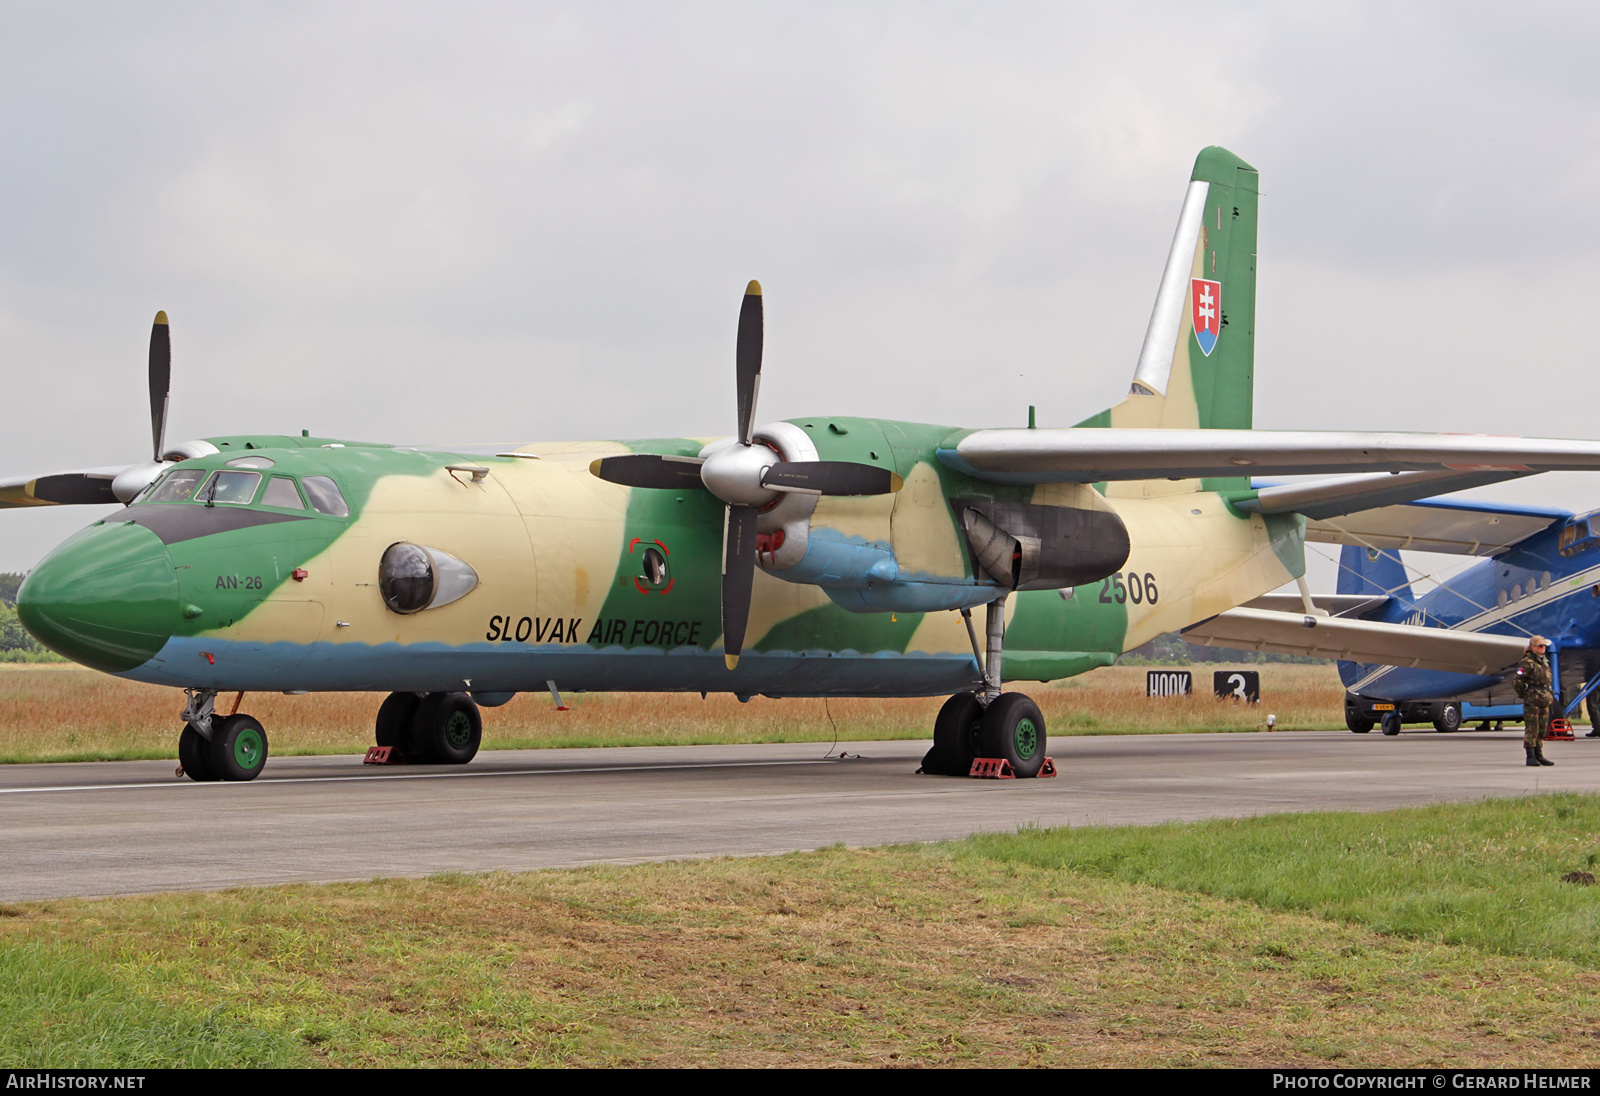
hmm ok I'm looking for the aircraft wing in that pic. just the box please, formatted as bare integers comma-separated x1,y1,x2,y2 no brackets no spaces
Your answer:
937,429,1600,485
0,467,127,508
1180,607,1529,676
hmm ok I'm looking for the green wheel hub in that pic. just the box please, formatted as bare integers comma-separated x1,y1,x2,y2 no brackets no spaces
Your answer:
444,710,474,750
232,727,265,770
1013,718,1038,761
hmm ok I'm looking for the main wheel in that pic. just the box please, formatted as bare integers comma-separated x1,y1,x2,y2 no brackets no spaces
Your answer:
923,692,984,776
1381,710,1403,736
179,725,218,782
1432,701,1462,733
209,714,269,781
375,691,423,752
412,692,482,765
1346,712,1374,733
977,692,1047,778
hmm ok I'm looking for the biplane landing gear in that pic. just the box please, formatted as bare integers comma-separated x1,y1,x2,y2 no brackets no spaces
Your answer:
178,689,269,782
373,691,482,765
920,595,1049,778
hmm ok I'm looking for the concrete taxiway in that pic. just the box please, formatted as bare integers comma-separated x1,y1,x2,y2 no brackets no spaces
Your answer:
2,729,1597,901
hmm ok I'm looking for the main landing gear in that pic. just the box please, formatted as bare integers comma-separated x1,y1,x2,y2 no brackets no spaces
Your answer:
178,689,269,783
374,691,482,765
920,596,1049,779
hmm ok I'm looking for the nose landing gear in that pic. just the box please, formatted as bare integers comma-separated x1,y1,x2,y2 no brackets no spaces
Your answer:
177,689,269,782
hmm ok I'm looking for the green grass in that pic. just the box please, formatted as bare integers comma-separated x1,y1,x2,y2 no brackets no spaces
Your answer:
963,794,1600,964
0,938,307,1067
7,796,1600,1066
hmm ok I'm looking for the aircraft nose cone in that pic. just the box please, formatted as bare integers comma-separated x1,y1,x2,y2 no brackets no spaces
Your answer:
17,521,181,673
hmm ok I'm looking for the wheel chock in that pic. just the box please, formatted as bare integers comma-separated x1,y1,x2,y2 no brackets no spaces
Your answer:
363,746,409,765
969,757,1015,779
1549,718,1576,742
1038,757,1057,778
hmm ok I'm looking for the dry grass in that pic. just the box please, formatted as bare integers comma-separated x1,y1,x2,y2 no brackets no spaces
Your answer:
5,840,1599,1067
0,663,1347,764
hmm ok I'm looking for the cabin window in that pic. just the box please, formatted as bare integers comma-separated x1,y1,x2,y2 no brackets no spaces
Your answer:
1512,584,1522,601
200,470,261,505
302,476,349,517
1497,590,1508,608
260,476,305,510
1543,571,1553,591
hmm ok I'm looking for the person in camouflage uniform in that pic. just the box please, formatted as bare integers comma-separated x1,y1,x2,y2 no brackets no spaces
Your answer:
1516,636,1556,767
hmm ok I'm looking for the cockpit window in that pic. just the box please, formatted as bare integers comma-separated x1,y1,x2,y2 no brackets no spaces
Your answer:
142,469,208,504
260,476,305,510
1560,516,1598,557
302,475,350,517
200,470,262,505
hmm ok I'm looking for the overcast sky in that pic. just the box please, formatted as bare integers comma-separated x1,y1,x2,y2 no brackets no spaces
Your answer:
4,1,1599,583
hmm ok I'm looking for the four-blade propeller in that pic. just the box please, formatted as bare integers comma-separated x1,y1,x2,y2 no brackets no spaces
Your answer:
590,281,902,669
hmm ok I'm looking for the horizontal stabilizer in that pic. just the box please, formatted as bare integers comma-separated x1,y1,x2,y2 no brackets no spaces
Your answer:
938,429,1600,485
1181,607,1528,676
0,467,127,508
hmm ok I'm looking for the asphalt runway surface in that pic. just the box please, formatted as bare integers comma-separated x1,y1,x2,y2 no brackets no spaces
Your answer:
4,728,1599,901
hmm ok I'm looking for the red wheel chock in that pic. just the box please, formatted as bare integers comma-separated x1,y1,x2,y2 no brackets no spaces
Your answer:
1549,718,1576,742
363,746,410,765
968,756,1057,779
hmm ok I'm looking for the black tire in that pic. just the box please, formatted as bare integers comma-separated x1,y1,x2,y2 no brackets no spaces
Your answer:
923,692,984,776
977,692,1047,778
1346,713,1374,734
179,724,218,782
1381,710,1403,736
209,714,269,781
1432,701,1462,733
412,692,481,765
375,691,423,751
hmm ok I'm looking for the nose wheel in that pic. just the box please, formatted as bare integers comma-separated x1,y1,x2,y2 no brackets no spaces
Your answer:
177,690,269,782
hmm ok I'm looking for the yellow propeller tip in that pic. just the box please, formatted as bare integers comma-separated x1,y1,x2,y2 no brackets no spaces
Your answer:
153,311,168,325
888,472,905,492
724,654,740,670
588,458,604,476
745,280,761,296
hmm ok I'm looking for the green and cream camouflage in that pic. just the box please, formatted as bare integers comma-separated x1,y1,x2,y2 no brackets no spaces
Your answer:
10,146,1600,782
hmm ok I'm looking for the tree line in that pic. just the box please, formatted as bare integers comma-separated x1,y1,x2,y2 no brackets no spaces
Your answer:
0,573,58,660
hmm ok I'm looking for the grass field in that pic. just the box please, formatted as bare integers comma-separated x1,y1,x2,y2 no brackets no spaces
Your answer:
5,795,1600,1067
0,663,1348,764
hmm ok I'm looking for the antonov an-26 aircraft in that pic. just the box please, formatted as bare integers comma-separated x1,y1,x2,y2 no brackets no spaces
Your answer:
9,146,1600,783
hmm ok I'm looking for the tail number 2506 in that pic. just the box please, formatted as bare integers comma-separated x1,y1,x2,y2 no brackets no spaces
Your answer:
1099,572,1158,605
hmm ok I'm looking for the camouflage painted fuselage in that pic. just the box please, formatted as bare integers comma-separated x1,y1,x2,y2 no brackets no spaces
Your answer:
17,418,1300,700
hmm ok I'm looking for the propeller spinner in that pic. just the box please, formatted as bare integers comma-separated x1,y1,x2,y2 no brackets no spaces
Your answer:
590,281,902,669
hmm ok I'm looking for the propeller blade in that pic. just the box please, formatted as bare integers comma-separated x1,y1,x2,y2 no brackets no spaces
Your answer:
763,461,904,496
148,311,170,463
589,454,707,489
721,503,759,670
735,281,762,446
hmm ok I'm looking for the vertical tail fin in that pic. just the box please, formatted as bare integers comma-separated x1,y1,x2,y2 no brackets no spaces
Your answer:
1337,544,1416,603
1083,146,1259,436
